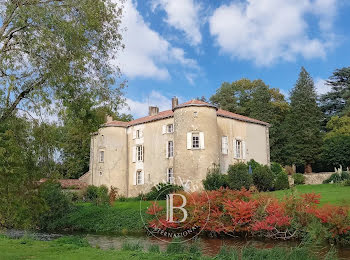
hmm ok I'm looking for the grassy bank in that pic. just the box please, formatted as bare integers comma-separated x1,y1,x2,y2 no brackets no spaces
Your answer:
0,236,338,260
271,184,350,205
48,200,155,233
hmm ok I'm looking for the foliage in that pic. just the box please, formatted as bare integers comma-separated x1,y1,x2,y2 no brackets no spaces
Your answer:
323,172,350,184
325,116,350,139
210,79,289,164
0,0,126,122
271,162,284,176
203,165,228,190
47,201,152,233
144,183,183,201
147,188,350,245
227,163,252,190
293,173,306,185
274,172,290,190
322,135,350,168
252,165,275,191
84,185,109,206
0,117,44,229
282,67,323,171
38,181,73,230
122,241,143,251
320,67,350,119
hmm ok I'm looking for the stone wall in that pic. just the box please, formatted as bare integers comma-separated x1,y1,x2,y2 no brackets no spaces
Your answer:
288,172,334,185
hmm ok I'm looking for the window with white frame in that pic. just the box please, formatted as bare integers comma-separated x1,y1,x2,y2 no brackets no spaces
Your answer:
167,141,174,157
167,168,174,184
136,145,143,161
192,133,200,149
235,139,242,159
99,150,104,163
167,124,174,133
136,170,143,185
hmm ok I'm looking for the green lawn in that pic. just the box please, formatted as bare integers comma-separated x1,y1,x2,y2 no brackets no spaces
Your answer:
271,184,350,205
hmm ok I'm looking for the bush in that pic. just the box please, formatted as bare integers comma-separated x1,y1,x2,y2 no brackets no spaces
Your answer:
248,159,260,172
38,181,73,230
274,171,290,190
84,185,109,206
227,163,252,190
271,162,284,176
293,173,306,185
144,183,183,200
203,165,228,190
323,172,350,184
344,179,350,186
252,165,274,191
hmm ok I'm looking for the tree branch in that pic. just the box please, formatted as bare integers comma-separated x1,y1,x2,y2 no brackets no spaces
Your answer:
0,4,18,40
0,77,46,122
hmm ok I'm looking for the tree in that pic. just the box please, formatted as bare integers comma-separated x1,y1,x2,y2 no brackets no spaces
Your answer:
0,117,44,228
283,67,323,173
210,79,289,164
322,135,350,169
324,115,350,139
320,67,350,120
0,0,126,122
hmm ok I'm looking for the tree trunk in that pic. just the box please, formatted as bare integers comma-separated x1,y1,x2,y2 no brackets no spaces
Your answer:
304,163,312,174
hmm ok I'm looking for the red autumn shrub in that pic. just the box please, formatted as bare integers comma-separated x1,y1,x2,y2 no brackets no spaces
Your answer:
145,189,350,243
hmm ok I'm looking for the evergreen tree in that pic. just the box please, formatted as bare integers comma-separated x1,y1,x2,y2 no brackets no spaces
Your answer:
283,67,323,173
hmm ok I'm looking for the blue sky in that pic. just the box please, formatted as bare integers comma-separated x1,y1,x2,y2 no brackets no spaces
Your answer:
117,0,350,118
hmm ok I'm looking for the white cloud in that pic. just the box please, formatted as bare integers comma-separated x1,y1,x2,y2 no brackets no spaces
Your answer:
315,78,332,95
152,0,202,45
115,0,198,80
209,0,337,66
121,91,181,118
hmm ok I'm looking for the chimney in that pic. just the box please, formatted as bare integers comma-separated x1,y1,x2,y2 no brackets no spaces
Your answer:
148,106,159,116
172,97,179,110
105,115,113,123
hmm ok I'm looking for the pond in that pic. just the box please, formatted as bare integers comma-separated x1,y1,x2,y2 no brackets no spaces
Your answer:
3,229,350,259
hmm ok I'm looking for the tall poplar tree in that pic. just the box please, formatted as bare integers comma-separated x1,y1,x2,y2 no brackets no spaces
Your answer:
283,67,322,173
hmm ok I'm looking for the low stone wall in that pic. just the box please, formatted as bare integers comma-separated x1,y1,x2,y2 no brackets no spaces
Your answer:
288,172,334,185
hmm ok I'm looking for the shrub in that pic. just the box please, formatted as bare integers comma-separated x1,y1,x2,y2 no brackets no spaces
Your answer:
248,159,260,172
203,165,228,190
252,165,274,191
271,162,284,176
344,179,350,186
274,171,290,190
144,183,183,200
84,185,109,206
323,172,350,184
38,181,73,230
293,173,306,185
227,163,252,190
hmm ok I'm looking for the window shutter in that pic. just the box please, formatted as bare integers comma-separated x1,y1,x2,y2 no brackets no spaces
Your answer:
140,130,143,138
200,132,205,149
166,142,168,158
162,125,166,134
133,172,137,185
132,146,136,162
141,171,145,184
187,132,192,149
233,139,237,158
242,141,246,159
132,130,136,139
222,136,228,154
142,146,144,161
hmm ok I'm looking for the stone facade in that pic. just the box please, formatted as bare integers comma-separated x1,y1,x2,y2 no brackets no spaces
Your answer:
82,99,270,197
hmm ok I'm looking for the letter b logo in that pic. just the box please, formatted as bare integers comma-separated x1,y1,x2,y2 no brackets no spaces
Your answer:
166,194,188,223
